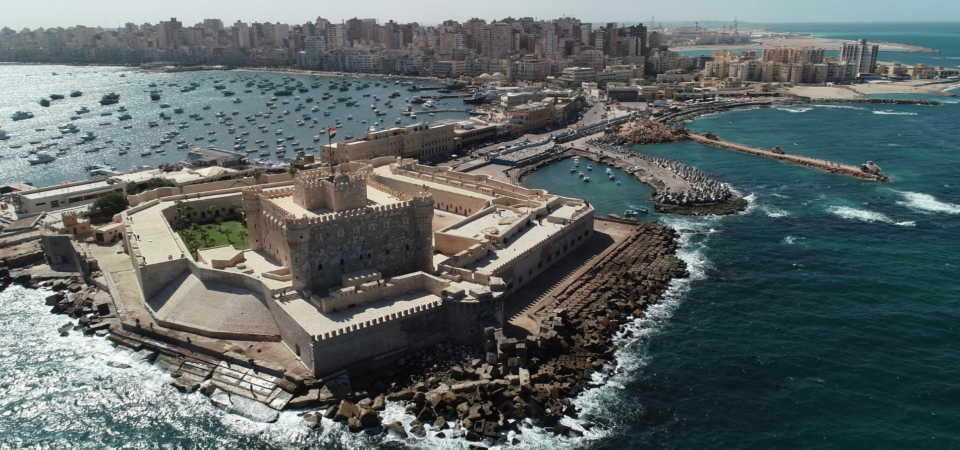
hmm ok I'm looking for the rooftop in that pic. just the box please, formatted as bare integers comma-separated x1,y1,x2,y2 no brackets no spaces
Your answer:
266,184,405,218
21,180,116,200
274,290,440,338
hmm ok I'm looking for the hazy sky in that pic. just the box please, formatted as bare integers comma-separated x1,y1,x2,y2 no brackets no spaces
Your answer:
4,0,959,30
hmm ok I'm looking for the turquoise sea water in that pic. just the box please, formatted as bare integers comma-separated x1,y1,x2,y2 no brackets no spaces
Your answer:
1,23,960,449
0,67,467,187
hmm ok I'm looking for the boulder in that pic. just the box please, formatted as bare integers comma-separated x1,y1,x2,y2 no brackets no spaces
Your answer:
287,388,320,409
347,417,363,432
357,407,381,427
170,377,200,393
371,395,386,411
383,421,408,439
333,400,356,422
303,412,322,430
410,421,426,438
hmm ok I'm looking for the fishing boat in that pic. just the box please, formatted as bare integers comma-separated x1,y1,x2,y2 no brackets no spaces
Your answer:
12,111,35,121
28,152,56,165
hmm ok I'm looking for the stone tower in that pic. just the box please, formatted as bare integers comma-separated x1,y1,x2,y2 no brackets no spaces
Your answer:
241,186,264,251
286,215,311,294
292,169,327,211
325,170,368,212
412,192,435,272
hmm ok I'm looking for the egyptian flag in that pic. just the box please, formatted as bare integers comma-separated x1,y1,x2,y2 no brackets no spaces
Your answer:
328,127,336,138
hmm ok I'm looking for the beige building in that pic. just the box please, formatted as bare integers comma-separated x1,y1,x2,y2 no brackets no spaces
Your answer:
319,122,456,164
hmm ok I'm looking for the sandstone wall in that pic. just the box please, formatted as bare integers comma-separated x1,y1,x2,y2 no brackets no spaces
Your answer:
311,301,446,377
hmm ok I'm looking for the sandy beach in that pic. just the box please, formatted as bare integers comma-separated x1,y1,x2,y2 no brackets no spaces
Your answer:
677,35,935,53
786,79,959,99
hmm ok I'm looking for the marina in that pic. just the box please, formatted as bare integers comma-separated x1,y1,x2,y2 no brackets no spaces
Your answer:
0,66,473,187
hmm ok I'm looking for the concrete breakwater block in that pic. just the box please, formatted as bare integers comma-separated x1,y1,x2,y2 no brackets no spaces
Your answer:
209,388,280,423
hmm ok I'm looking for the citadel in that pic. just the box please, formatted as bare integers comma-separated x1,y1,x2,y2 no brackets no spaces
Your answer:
123,156,593,377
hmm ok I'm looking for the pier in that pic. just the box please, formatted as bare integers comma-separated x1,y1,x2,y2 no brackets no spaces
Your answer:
687,132,889,181
400,109,471,115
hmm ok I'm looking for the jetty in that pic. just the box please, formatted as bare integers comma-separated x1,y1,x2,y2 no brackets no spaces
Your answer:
687,132,888,181
400,109,470,115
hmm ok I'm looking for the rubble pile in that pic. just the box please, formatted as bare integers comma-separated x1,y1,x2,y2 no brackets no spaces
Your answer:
41,279,114,337
615,119,690,144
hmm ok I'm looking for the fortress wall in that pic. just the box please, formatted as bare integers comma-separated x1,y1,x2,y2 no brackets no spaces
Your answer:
311,300,446,377
317,272,434,313
127,174,293,206
158,194,244,225
444,296,505,344
435,231,482,256
375,173,488,216
266,296,316,370
494,207,595,292
137,258,191,301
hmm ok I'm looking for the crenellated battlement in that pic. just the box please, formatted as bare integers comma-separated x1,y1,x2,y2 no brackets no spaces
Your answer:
283,200,418,228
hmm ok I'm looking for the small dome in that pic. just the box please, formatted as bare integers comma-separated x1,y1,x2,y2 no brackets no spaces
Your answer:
334,171,350,183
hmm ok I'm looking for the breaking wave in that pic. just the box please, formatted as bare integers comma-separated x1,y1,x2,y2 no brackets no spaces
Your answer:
764,207,791,218
873,110,918,116
812,104,867,111
895,191,960,214
783,236,803,245
827,206,915,226
776,106,813,113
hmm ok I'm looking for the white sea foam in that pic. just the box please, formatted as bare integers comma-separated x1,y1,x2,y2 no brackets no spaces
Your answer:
777,106,812,113
895,191,960,215
737,192,758,216
783,236,802,245
765,207,790,218
873,110,918,116
827,206,915,226
813,104,867,111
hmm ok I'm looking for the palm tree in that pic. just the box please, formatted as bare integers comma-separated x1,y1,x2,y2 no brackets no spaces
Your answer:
252,168,262,184
239,229,248,250
288,165,299,177
215,217,224,231
206,205,216,220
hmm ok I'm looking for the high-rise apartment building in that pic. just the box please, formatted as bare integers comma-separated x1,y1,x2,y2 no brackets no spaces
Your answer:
482,22,512,59
840,39,879,75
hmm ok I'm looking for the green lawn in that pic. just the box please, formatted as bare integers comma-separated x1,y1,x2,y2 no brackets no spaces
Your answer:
178,220,249,251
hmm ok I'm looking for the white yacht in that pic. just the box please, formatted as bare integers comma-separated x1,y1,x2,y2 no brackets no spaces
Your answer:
0,130,9,140
28,151,56,164
76,106,90,114
80,131,97,141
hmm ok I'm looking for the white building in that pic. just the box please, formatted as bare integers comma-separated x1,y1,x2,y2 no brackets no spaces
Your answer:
840,39,879,75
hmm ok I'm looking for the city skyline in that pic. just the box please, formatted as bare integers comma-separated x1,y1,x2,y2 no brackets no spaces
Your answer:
3,0,960,30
